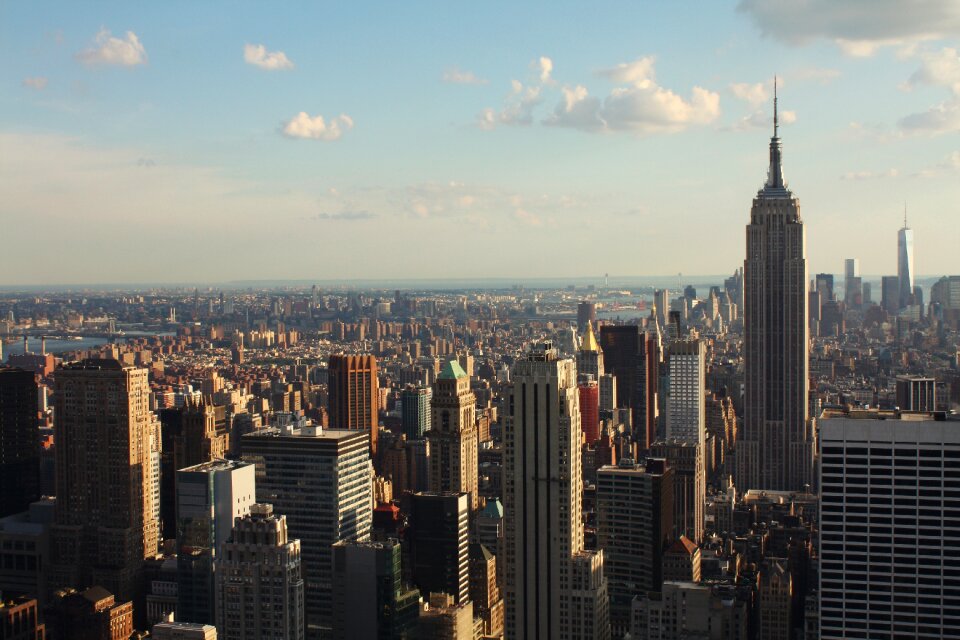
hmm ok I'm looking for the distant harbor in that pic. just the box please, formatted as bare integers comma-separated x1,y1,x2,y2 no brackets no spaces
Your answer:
3,337,109,360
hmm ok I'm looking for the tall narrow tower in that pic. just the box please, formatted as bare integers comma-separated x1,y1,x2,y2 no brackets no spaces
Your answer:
737,85,814,492
427,360,479,512
898,208,915,310
503,343,610,640
327,354,379,454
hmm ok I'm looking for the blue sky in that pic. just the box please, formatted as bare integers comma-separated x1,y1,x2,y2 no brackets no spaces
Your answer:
1,1,959,284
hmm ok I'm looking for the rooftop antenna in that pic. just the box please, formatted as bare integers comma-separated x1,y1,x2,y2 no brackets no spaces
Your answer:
903,202,908,228
773,76,779,137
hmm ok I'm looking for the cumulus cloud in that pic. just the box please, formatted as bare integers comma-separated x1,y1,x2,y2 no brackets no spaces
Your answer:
544,57,720,134
477,56,555,129
898,97,960,133
75,28,147,66
598,57,657,87
243,44,294,70
313,210,376,221
738,0,960,55
442,67,487,85
730,82,769,106
282,112,354,140
22,77,48,90
478,79,543,129
903,47,960,93
897,47,960,134
536,56,554,83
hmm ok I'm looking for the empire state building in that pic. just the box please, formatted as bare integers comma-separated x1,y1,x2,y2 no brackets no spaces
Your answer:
736,87,815,491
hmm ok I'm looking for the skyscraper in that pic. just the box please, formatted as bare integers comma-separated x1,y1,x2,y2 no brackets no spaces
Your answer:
599,326,658,449
819,409,960,639
0,367,40,518
661,339,706,542
327,354,379,454
175,398,230,470
881,275,901,315
578,378,600,443
654,289,670,328
50,359,161,603
241,425,372,633
844,258,862,308
597,458,673,637
576,321,604,381
330,539,420,640
400,385,431,440
215,504,304,640
503,343,610,640
426,360,479,512
409,492,470,604
898,213,915,310
665,340,705,446
176,460,256,625
738,89,814,492
577,301,597,332
895,376,936,412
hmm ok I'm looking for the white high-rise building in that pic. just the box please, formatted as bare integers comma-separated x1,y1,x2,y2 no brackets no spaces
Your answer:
216,504,304,640
665,340,705,447
898,216,915,310
176,460,256,625
654,289,670,329
503,343,610,640
844,258,860,279
819,409,960,640
664,339,707,543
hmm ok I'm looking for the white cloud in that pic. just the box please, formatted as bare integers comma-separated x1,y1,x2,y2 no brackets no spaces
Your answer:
599,57,657,88
898,97,960,134
738,0,960,55
536,56,554,83
478,79,543,129
730,81,769,106
243,44,294,70
893,47,960,134
544,57,720,134
75,28,147,66
442,67,487,85
477,56,562,129
22,77,48,90
282,112,354,140
903,47,960,93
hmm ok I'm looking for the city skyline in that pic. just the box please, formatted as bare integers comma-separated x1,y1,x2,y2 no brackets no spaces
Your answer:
2,1,960,284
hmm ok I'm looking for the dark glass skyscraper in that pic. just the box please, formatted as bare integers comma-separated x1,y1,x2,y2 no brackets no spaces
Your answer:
737,91,814,492
0,367,40,518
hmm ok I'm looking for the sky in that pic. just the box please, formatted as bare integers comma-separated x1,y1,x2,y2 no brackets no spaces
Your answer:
1,1,959,285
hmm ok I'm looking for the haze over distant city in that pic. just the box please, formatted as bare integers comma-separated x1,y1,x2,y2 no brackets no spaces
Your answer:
1,1,959,284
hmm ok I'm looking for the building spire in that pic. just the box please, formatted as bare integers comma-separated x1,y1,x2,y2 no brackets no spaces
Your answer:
903,201,908,228
764,76,785,191
773,75,779,138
